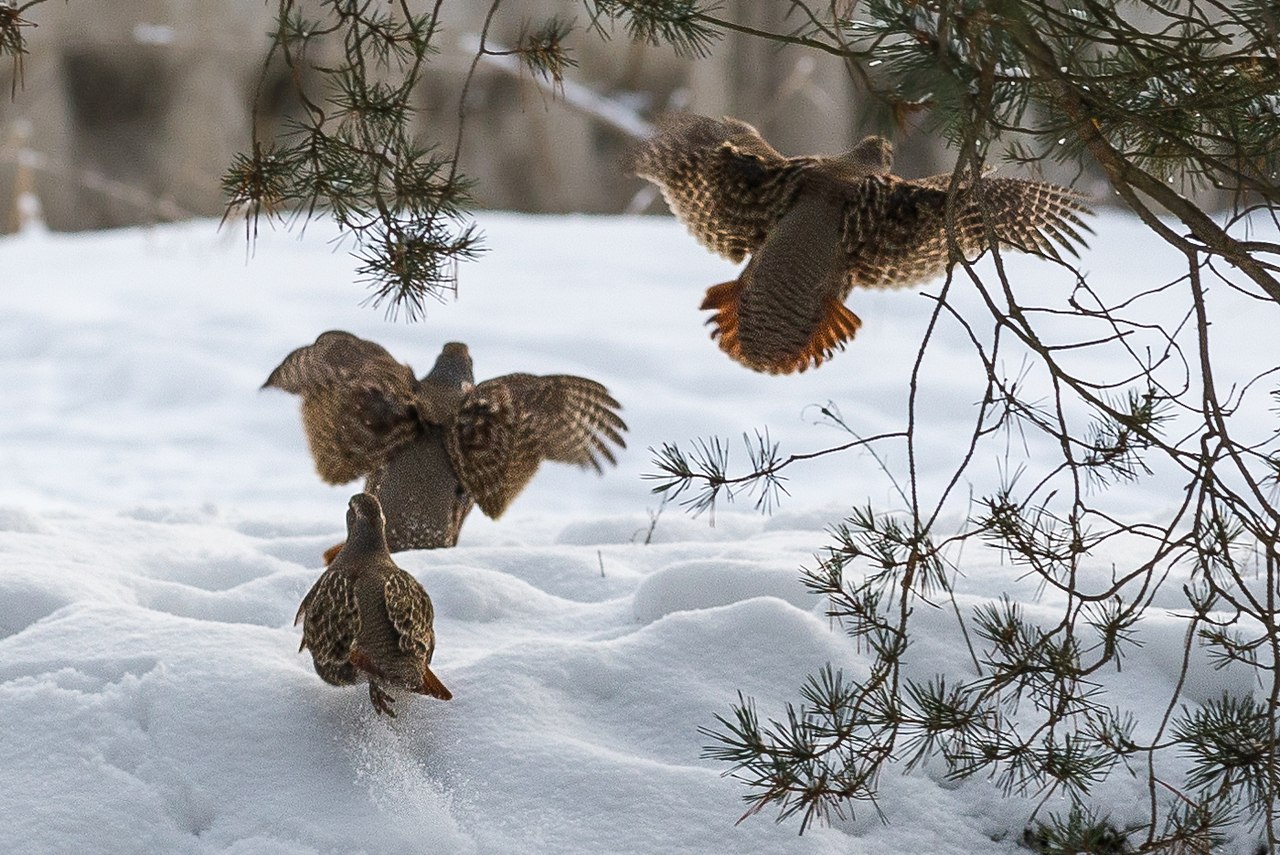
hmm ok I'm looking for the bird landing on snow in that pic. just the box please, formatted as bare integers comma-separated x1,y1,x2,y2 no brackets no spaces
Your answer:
263,332,628,561
295,493,452,717
633,113,1093,375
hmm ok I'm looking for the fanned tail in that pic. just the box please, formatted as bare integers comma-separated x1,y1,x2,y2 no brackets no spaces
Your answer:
700,280,745,360
701,282,862,375
797,297,863,373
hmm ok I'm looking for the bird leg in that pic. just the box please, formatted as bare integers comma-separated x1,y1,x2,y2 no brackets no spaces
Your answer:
368,682,398,718
349,649,388,680
351,648,399,717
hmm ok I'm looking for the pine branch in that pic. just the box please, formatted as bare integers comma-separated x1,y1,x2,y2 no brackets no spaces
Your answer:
0,0,40,95
226,0,480,318
644,430,906,516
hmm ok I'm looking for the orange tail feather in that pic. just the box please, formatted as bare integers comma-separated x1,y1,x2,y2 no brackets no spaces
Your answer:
322,541,345,566
701,282,863,375
700,279,745,360
418,665,453,701
792,297,862,373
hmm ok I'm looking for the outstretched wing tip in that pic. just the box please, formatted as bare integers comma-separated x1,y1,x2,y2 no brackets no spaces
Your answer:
633,112,804,261
266,332,424,483
449,373,628,515
260,369,286,392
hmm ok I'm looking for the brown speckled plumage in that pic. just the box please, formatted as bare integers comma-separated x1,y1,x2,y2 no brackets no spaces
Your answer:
263,332,421,483
295,493,452,716
264,332,627,555
449,372,626,518
364,429,474,557
634,113,1092,374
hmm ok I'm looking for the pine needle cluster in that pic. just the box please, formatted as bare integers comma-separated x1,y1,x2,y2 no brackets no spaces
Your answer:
219,1,486,319
0,0,35,94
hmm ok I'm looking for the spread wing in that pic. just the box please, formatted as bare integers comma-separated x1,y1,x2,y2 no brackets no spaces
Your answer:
446,374,628,518
295,570,360,684
842,174,1092,290
958,176,1093,259
263,331,423,484
634,113,811,262
703,173,1091,375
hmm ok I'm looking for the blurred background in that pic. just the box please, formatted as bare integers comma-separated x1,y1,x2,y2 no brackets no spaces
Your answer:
0,1,1110,234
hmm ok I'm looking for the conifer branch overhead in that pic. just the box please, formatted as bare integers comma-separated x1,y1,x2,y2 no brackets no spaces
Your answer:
0,0,41,94
226,0,481,319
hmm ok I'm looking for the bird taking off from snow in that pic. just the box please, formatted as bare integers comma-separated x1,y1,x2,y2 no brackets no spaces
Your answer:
633,113,1092,374
264,332,627,558
295,493,452,717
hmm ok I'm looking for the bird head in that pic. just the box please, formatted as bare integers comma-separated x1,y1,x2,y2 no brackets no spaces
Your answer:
346,492,387,541
423,341,475,393
827,136,894,180
315,330,361,347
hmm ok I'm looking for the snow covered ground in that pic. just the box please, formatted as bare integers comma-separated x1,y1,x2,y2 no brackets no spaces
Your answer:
0,211,1273,854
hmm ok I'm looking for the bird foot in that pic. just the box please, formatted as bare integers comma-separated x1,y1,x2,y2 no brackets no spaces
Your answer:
369,683,398,718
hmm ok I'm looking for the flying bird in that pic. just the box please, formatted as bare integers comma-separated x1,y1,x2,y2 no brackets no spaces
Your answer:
264,331,627,558
296,493,452,717
633,113,1092,374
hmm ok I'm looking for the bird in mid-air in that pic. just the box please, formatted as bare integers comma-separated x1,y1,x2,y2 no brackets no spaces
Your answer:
295,493,452,717
264,331,627,559
634,113,1092,374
